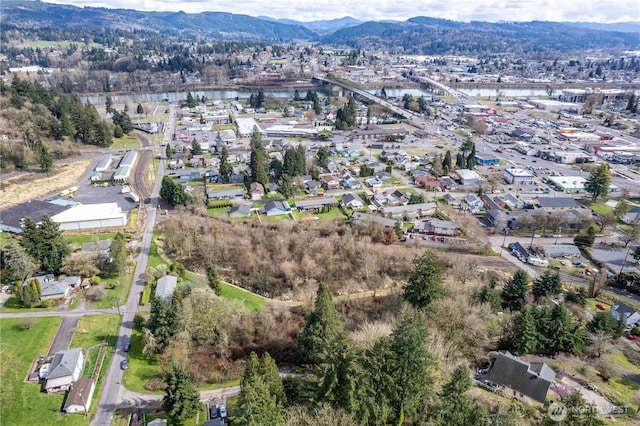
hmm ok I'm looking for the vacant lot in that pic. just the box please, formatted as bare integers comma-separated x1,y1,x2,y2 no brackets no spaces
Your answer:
0,317,89,425
0,159,92,209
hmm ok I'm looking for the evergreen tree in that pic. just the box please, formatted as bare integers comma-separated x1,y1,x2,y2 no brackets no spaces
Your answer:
278,174,295,199
298,284,346,364
16,284,39,308
105,95,114,114
1,241,34,281
39,144,53,173
206,263,221,295
20,216,70,274
538,304,586,355
136,103,144,114
532,271,562,300
388,309,434,424
283,149,299,176
162,362,201,425
504,305,540,354
296,144,307,175
236,352,286,426
442,150,452,174
584,164,612,202
249,126,268,186
403,250,445,309
260,352,286,407
160,176,188,206
501,269,530,311
219,146,231,184
186,92,197,108
433,365,488,426
315,333,358,413
588,311,625,338
190,139,202,155
475,281,501,313
147,295,178,350
316,146,330,169
108,232,128,274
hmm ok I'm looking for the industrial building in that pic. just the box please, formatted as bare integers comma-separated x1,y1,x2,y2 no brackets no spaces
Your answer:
0,200,71,234
51,203,128,230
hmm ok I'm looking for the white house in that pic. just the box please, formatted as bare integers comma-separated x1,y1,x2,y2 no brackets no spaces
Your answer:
504,168,534,185
63,378,95,414
341,192,365,210
45,348,84,393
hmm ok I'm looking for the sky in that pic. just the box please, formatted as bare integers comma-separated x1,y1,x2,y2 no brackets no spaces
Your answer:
45,0,639,23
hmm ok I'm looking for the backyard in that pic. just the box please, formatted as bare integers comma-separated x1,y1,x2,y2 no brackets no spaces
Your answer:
0,317,91,426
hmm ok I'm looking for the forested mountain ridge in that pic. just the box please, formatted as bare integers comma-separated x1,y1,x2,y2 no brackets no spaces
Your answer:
2,1,639,53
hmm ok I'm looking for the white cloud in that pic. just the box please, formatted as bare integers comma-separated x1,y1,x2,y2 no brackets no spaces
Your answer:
44,0,640,23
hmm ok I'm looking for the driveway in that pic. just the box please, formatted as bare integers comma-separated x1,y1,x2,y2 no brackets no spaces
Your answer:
47,315,80,356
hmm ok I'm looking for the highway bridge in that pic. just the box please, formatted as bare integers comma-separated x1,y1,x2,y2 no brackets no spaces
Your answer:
312,75,421,121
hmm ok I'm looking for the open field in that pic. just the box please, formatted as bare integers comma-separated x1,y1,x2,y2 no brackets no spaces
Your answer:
0,317,91,425
111,135,140,149
0,159,92,209
219,281,267,311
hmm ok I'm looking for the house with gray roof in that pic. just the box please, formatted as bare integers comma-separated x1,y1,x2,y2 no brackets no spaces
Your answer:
45,348,84,393
261,200,291,216
294,197,339,212
227,204,252,218
63,377,95,414
536,197,580,211
381,202,437,220
610,302,640,328
351,212,397,229
41,277,79,300
155,275,178,303
484,351,556,404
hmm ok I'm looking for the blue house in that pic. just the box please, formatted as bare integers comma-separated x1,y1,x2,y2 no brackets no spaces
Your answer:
474,154,500,166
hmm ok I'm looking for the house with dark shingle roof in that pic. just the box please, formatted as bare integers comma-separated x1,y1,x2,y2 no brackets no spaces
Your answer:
610,301,640,328
261,200,291,216
63,377,95,414
45,348,84,393
484,351,555,404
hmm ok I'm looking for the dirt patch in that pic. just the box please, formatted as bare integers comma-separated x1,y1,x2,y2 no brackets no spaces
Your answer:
0,160,92,209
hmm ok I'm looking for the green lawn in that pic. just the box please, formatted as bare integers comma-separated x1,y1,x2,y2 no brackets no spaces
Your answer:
111,135,140,149
122,325,164,394
70,314,121,349
0,317,90,425
93,269,134,310
292,208,347,222
0,231,11,248
219,281,266,311
0,295,57,313
578,198,613,215
147,240,169,269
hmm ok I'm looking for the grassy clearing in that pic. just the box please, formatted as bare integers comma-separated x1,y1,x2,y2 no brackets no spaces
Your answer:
219,282,266,311
111,135,140,149
147,240,169,269
0,295,57,313
0,317,91,425
292,208,347,222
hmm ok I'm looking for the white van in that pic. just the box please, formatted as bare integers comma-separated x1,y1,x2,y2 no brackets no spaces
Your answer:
528,257,549,267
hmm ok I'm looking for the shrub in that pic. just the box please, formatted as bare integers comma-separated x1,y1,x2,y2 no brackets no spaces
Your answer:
40,299,52,308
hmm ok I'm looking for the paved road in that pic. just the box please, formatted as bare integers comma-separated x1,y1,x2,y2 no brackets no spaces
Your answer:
91,107,172,426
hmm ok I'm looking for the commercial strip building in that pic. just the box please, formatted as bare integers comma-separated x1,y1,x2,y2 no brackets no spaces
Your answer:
503,168,534,185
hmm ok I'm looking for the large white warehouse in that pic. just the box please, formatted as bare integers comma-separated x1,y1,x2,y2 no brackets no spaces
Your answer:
51,203,128,230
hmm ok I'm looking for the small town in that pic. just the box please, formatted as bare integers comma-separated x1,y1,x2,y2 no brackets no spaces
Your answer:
1,1,640,426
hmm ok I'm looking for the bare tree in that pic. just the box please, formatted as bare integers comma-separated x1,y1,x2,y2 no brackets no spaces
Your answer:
452,260,476,285
587,331,613,358
618,224,639,248
588,270,607,298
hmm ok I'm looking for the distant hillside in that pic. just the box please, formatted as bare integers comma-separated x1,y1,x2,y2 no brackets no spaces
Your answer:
1,0,319,40
3,1,639,53
323,18,640,54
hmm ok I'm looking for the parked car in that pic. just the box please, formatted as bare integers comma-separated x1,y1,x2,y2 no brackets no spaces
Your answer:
596,303,606,311
210,405,219,419
120,359,128,370
219,405,227,418
626,333,638,341
124,343,130,352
